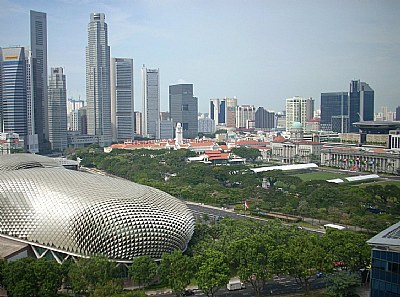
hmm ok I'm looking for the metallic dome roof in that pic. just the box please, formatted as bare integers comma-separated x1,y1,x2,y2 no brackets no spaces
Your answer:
0,154,194,261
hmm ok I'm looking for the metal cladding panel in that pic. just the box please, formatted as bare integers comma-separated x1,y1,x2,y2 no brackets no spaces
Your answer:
0,154,194,261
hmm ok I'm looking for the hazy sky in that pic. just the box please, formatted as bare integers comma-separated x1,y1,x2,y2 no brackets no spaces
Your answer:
1,0,399,113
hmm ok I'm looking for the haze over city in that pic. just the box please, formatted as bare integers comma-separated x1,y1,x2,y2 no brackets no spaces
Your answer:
0,0,399,112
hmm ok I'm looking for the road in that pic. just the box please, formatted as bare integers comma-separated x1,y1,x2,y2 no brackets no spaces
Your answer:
149,275,326,297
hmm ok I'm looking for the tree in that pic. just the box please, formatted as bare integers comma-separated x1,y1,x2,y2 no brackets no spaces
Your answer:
323,229,371,272
68,255,118,296
2,258,63,297
326,271,361,297
159,251,194,297
231,147,261,162
90,280,123,297
228,234,277,297
129,256,157,289
195,249,230,297
282,234,333,294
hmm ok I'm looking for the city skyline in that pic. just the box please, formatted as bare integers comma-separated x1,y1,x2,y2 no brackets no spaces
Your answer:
0,0,399,113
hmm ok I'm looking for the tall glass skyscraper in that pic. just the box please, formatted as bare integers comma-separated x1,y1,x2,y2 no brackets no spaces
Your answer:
142,66,160,139
111,58,134,142
320,92,348,132
0,47,27,138
169,84,198,139
209,98,226,126
86,13,112,146
48,67,67,152
30,10,49,153
349,80,374,132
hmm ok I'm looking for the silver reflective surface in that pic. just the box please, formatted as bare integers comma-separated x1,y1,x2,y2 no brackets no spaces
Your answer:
0,154,195,260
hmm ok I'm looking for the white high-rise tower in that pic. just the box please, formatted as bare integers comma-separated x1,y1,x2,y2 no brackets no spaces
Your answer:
86,13,112,146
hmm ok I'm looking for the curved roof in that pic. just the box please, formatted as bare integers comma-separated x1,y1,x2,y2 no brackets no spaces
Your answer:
0,154,194,261
0,153,61,171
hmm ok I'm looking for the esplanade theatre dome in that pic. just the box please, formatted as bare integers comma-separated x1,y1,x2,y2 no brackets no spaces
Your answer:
0,154,195,261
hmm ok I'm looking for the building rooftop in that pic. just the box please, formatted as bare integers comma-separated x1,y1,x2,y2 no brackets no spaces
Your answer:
367,221,400,251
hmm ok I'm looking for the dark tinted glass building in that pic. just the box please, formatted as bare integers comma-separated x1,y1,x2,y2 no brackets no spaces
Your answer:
349,80,374,132
396,106,400,121
368,222,400,297
169,84,198,139
320,92,348,132
255,107,275,129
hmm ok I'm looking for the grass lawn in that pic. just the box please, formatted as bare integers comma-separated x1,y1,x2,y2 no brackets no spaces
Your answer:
293,171,346,182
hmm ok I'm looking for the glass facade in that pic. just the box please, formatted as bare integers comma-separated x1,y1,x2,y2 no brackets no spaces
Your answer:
169,84,198,139
349,80,374,132
320,92,348,132
371,249,400,296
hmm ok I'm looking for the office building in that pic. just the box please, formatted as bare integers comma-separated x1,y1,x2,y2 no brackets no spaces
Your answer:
67,98,85,115
225,97,238,129
86,13,112,146
236,105,255,129
160,119,173,139
48,67,67,151
0,47,28,139
320,92,348,132
0,154,194,262
255,107,275,129
209,98,226,126
134,111,142,136
30,10,49,153
367,221,400,297
169,84,198,139
349,80,374,132
396,106,400,121
111,57,134,142
285,96,314,132
198,114,215,134
142,66,160,139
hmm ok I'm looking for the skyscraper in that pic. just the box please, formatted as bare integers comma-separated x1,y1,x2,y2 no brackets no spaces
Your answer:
142,66,160,139
236,105,255,128
169,84,198,139
86,13,112,146
134,111,142,136
48,67,67,151
0,47,27,138
348,80,374,132
111,57,134,142
225,97,238,129
285,96,314,132
209,98,226,126
30,10,49,153
255,107,275,129
396,106,400,121
320,92,348,132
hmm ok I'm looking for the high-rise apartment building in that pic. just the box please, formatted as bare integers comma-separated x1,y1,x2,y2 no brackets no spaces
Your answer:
111,57,134,142
30,10,49,152
86,13,112,146
320,92,348,132
236,105,255,129
349,80,374,132
209,98,226,126
169,84,198,139
0,47,28,138
48,67,67,151
255,107,275,130
142,66,160,139
225,97,238,129
285,96,314,132
134,111,142,136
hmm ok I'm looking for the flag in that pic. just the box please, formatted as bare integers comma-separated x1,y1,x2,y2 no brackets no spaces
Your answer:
244,200,249,209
